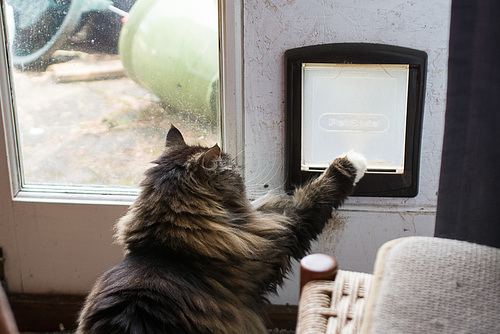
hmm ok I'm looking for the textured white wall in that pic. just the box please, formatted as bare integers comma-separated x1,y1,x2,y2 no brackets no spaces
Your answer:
242,0,452,304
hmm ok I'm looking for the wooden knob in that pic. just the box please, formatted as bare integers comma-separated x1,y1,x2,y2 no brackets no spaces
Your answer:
300,253,338,293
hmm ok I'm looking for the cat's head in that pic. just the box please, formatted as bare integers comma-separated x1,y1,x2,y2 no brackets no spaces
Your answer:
116,126,260,257
138,125,247,214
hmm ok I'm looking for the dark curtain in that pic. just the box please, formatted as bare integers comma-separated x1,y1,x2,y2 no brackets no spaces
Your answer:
435,0,500,248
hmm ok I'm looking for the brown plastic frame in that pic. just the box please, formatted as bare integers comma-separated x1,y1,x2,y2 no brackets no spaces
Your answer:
285,43,427,197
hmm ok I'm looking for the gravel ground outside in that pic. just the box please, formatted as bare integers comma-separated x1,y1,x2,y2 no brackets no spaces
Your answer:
11,53,219,188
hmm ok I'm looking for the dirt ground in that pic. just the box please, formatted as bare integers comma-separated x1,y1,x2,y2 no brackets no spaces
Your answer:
12,53,219,188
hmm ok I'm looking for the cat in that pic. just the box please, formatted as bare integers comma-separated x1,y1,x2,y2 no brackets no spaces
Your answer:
76,125,367,334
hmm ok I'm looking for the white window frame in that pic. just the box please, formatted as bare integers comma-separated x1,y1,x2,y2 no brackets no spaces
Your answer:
0,0,244,205
0,0,244,293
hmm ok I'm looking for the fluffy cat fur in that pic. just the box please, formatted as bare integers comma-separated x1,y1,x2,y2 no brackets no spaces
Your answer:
77,125,366,334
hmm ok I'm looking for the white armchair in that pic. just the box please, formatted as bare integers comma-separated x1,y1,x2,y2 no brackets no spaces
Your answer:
296,236,500,334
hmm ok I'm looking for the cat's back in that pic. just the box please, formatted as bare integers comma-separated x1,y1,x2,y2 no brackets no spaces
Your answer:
77,253,192,333
77,252,265,334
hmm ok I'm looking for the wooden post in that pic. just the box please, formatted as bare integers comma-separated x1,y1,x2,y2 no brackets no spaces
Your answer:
299,253,338,294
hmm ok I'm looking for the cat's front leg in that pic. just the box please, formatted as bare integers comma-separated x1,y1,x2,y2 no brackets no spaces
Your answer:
292,151,367,241
247,152,366,290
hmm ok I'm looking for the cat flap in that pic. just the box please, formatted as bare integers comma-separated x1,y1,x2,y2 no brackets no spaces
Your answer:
285,43,427,197
165,125,186,147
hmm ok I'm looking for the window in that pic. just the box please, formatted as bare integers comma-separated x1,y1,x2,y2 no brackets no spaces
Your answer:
2,0,227,199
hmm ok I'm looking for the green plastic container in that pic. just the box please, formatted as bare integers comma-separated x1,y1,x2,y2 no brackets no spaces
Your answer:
119,0,219,120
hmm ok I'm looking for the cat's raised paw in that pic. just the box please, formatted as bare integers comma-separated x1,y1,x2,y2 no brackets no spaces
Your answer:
345,150,367,184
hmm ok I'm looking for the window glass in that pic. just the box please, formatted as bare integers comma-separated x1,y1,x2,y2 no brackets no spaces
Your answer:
3,0,220,189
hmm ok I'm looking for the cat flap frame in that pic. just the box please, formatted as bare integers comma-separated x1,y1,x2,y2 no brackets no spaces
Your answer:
285,43,427,197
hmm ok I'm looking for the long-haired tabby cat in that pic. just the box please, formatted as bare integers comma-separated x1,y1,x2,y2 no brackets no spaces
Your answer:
77,125,366,334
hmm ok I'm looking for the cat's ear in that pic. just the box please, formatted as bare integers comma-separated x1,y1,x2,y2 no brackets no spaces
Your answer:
196,144,221,180
202,144,221,168
165,125,186,147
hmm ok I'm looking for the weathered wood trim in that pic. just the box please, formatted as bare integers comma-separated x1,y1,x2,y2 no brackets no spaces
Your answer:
8,294,84,332
7,293,297,332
